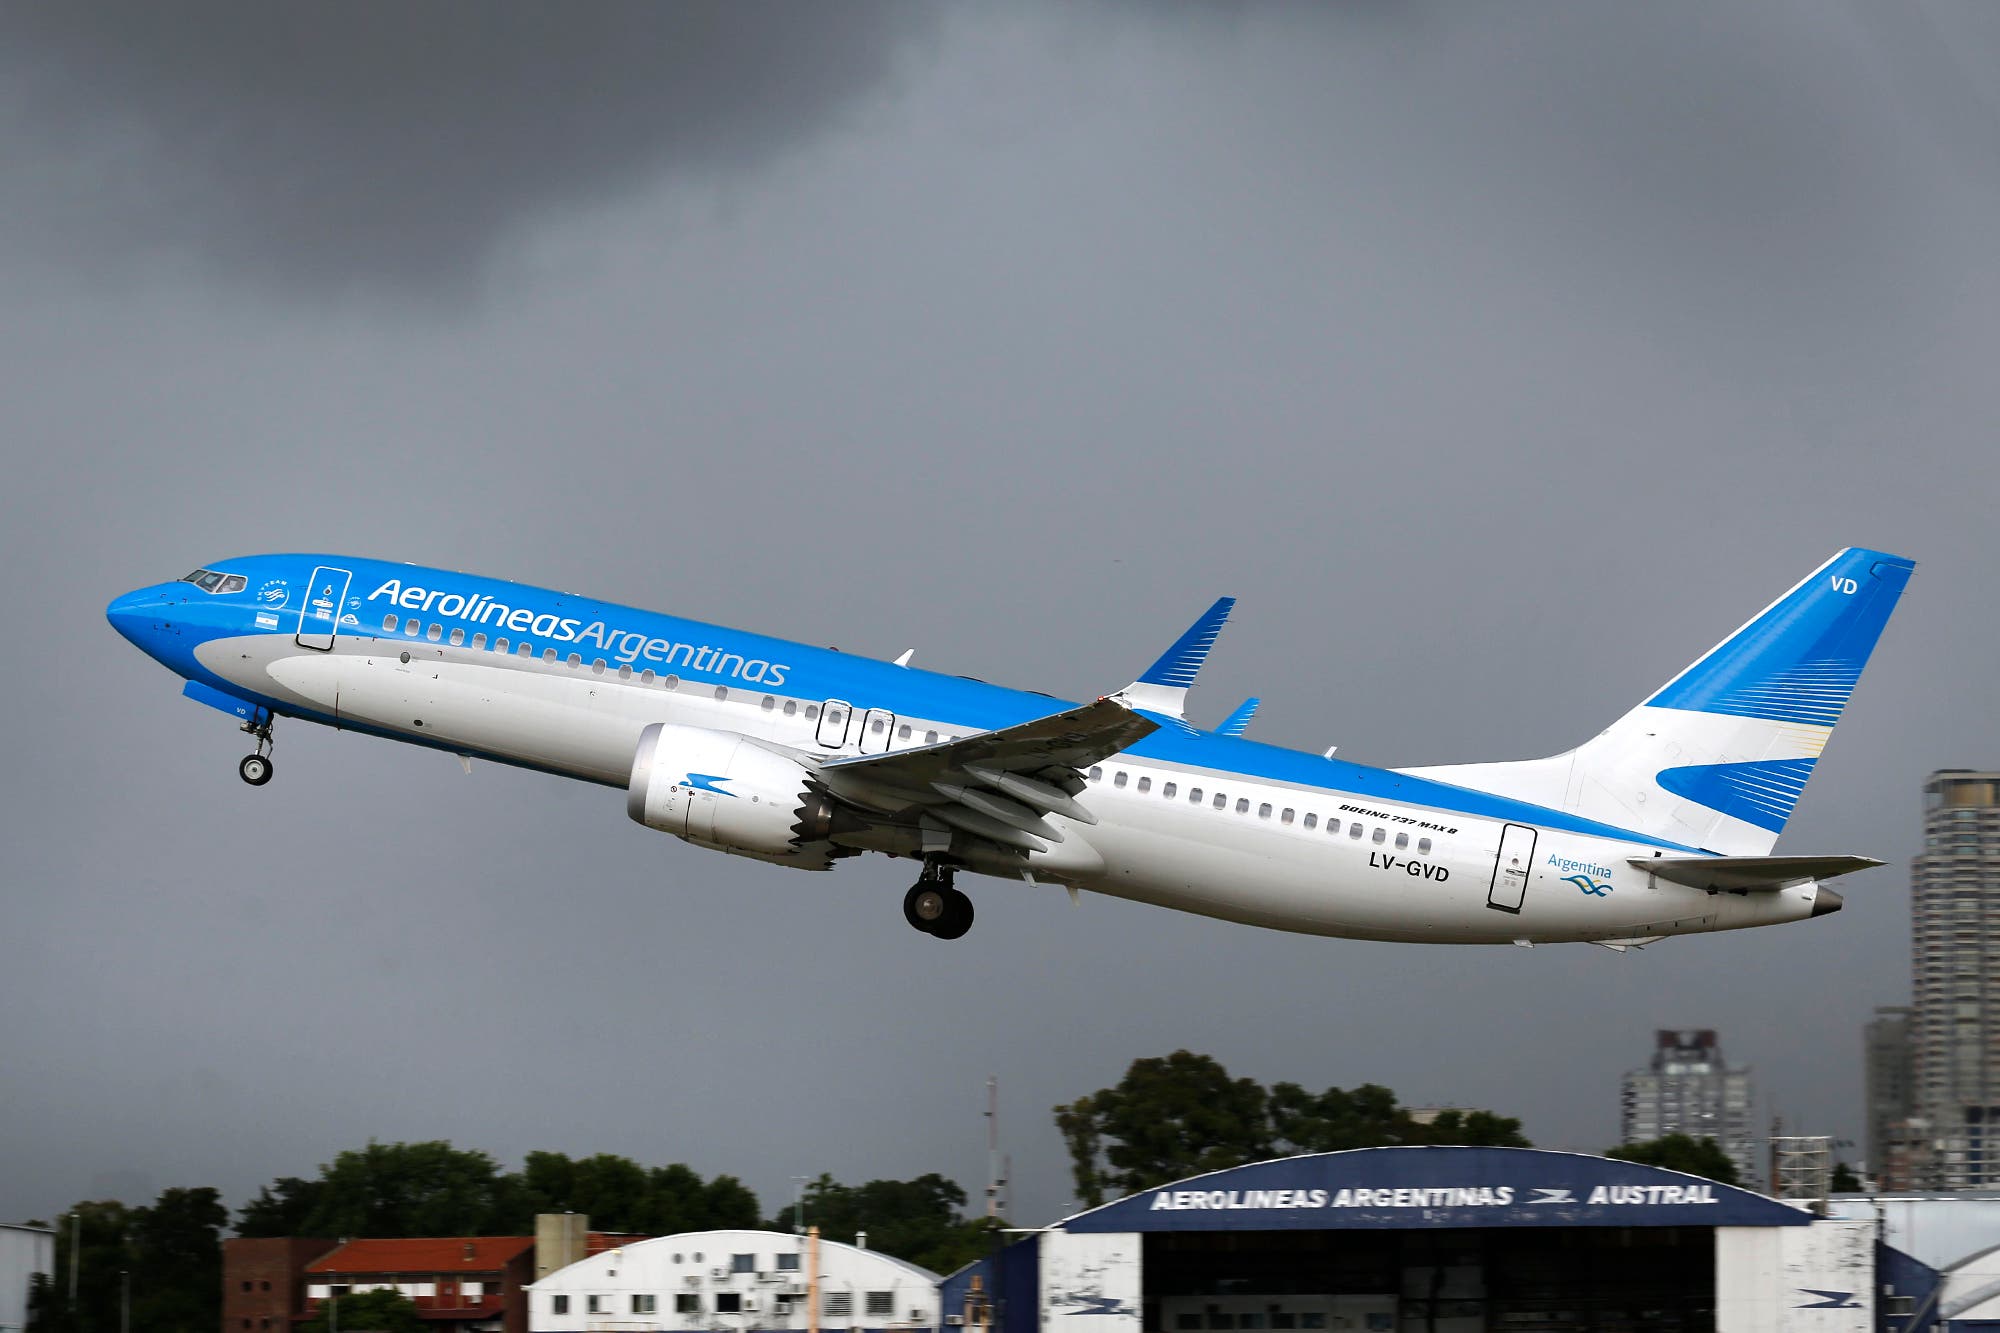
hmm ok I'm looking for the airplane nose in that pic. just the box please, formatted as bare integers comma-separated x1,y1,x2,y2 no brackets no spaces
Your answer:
106,587,165,646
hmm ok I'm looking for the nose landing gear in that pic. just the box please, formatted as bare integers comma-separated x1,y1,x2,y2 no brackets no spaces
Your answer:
238,714,275,786
903,859,973,939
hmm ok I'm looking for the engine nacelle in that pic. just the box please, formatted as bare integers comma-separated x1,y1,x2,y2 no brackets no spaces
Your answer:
627,723,837,869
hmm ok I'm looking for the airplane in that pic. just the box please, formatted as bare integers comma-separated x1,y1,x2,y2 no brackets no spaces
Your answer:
106,548,1912,946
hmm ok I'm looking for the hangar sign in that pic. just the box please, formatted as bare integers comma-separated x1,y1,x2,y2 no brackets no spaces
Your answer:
1065,1146,1810,1232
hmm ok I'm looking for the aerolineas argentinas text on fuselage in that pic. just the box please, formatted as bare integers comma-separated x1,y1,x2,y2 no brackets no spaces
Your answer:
108,549,1912,945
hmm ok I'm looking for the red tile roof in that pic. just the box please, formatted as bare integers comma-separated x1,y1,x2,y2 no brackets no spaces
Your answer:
306,1237,534,1274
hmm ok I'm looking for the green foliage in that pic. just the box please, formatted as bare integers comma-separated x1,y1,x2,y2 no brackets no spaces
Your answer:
32,1189,228,1333
295,1141,515,1238
769,1174,1002,1275
297,1288,425,1333
235,1176,328,1238
1603,1134,1740,1185
512,1152,760,1234
1830,1160,1863,1193
1056,1051,1533,1206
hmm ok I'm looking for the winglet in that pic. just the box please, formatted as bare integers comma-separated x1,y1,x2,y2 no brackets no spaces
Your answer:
1114,597,1235,719
1216,697,1260,738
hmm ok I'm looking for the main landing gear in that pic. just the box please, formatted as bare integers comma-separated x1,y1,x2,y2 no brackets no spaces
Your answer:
903,859,973,940
238,714,275,787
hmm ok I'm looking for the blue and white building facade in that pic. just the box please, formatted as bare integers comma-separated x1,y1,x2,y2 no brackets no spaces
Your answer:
946,1149,1939,1333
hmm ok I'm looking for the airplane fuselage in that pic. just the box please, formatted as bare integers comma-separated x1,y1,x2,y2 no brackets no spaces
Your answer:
107,555,1834,945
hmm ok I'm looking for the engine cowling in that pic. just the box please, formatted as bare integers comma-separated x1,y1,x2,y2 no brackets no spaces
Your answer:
627,723,837,869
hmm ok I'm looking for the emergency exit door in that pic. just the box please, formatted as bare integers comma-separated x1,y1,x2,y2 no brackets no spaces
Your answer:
1487,823,1537,914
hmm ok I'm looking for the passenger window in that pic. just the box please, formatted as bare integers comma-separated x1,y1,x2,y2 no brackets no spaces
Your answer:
871,717,885,734
763,696,776,711
1089,767,1103,782
449,628,465,646
1394,832,1409,849
715,686,729,701
1113,772,1128,789
1326,820,1340,834
1281,808,1294,825
383,614,399,632
1418,837,1432,853
898,724,910,739
784,700,797,715
1236,798,1250,814
1137,776,1151,793
406,620,421,636
1303,813,1317,830
591,659,606,674
1189,788,1202,803
543,648,556,662
805,704,819,719
495,637,508,653
925,730,938,744
1213,793,1226,810
1162,782,1176,799
619,665,633,680
1258,803,1272,818
666,676,681,691
428,624,442,642
565,652,581,667
1371,827,1386,844
640,669,655,684
517,642,532,656
472,633,486,650
1349,824,1363,840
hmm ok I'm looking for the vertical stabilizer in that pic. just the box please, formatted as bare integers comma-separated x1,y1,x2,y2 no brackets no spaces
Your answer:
1402,549,1915,854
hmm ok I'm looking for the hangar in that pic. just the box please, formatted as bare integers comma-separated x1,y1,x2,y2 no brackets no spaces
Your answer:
943,1147,1935,1333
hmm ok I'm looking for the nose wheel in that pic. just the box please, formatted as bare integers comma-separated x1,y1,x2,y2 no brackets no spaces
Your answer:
238,714,275,786
903,861,973,939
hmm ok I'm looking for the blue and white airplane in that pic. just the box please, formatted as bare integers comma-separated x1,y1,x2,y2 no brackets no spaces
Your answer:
107,549,1911,945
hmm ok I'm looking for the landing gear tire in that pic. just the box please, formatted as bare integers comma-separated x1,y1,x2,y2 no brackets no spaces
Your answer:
239,754,274,786
931,888,974,940
905,884,951,933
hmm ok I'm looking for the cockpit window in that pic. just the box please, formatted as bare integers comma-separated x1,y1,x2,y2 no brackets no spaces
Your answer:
179,569,242,594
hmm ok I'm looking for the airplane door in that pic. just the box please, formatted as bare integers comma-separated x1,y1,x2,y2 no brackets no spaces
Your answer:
1487,823,1537,914
295,566,353,651
859,708,896,755
816,699,852,749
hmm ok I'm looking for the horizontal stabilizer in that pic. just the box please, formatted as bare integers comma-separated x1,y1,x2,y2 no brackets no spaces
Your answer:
1631,854,1883,891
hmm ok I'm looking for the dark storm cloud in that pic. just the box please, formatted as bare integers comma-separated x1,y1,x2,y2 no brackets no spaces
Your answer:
0,2,934,294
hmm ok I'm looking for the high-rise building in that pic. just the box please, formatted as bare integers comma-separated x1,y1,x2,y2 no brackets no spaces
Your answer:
1903,770,2000,1189
1865,1005,1915,1183
1620,1029,1757,1183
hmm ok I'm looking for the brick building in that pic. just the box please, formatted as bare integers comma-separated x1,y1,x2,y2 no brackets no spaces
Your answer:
304,1237,536,1333
222,1238,338,1333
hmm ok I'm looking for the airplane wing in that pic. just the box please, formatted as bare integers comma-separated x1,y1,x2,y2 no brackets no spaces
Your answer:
1216,697,1260,738
1630,854,1883,891
816,697,1157,854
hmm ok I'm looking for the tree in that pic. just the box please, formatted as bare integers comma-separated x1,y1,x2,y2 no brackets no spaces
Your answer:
1830,1160,1863,1193
508,1152,760,1234
298,1288,424,1333
1056,1052,1273,1206
1057,1052,1531,1206
235,1176,328,1238
1604,1134,1740,1185
295,1141,514,1237
128,1186,228,1332
769,1174,1000,1275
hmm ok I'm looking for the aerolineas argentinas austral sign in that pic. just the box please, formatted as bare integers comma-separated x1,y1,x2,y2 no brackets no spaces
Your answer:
1062,1148,1811,1232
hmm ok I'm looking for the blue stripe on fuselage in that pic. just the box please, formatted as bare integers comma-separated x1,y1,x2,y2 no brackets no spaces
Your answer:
202,554,1703,852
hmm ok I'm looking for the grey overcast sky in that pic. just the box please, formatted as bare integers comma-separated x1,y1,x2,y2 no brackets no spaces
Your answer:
5,1,2000,1228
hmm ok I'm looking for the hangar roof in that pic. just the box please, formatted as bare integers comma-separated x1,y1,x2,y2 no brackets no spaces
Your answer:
1057,1146,1812,1232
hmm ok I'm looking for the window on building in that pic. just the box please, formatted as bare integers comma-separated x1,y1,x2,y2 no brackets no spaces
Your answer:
552,1295,569,1315
825,1292,854,1317
676,1294,701,1314
633,1294,657,1314
462,1282,484,1298
732,1254,756,1273
716,1293,743,1314
586,1295,602,1315
775,1253,801,1271
866,1291,894,1317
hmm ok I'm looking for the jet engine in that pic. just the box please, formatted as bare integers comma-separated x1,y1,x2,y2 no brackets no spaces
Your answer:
627,723,839,869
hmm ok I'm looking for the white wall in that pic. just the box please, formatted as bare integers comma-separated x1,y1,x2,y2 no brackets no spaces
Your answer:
1714,1220,1874,1333
0,1226,55,1333
529,1229,938,1333
1038,1232,1140,1333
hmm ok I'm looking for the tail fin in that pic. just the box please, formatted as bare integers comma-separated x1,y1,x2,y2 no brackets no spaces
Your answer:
1402,549,1915,854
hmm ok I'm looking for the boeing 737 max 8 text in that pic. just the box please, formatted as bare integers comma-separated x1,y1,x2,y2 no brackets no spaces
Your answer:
107,549,1912,946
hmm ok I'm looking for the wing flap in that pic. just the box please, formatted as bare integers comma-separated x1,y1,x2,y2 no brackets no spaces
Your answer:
1631,854,1883,891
